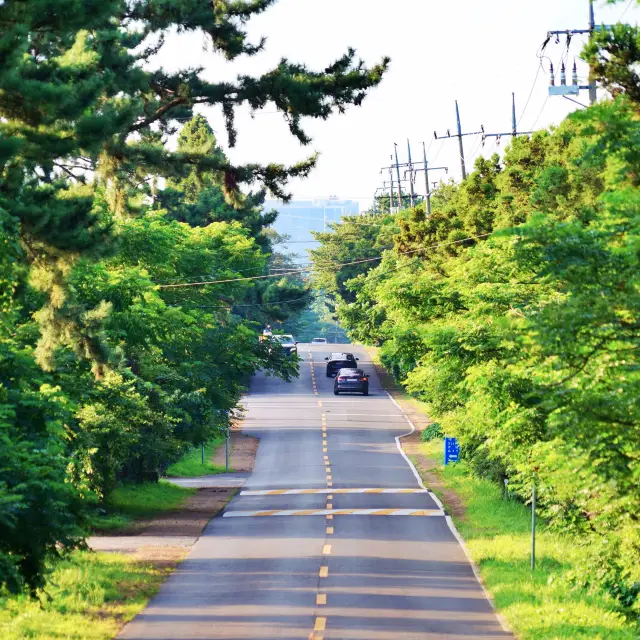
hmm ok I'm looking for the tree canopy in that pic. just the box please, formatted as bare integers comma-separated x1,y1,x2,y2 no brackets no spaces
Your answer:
0,0,388,595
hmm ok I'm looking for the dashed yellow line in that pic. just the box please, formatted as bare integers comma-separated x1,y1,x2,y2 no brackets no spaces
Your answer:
316,593,327,605
322,544,332,555
314,617,326,631
319,566,329,578
326,526,334,535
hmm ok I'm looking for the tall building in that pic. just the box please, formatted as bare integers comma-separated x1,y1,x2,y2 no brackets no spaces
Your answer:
266,197,359,263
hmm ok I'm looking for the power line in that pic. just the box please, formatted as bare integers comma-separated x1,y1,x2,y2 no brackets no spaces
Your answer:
276,213,387,227
175,294,313,310
156,232,493,289
530,95,549,130
619,0,634,20
517,62,543,128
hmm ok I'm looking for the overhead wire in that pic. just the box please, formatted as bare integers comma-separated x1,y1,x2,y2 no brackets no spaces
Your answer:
175,294,314,310
156,232,494,289
530,95,549,131
619,0,634,21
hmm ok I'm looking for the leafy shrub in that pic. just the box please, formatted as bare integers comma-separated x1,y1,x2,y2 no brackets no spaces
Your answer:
421,423,443,441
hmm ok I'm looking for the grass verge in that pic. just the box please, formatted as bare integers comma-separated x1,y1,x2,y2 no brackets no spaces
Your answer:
90,480,195,532
417,438,636,639
0,551,173,640
166,437,228,477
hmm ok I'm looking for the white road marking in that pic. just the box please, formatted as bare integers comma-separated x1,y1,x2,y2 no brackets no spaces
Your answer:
223,508,445,518
241,488,429,496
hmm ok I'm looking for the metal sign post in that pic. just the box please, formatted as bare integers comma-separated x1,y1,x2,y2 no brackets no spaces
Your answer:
225,424,230,472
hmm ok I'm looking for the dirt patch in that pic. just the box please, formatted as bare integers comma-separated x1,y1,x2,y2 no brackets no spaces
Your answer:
401,432,466,519
212,433,259,472
131,546,188,570
140,487,236,537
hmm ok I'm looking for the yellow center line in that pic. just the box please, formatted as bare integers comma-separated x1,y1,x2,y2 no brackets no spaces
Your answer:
319,566,329,578
314,617,326,631
322,440,327,445
322,447,328,453
327,494,333,499
316,593,327,605
326,503,333,509
326,514,333,520
326,526,334,535
326,474,332,480
322,544,332,555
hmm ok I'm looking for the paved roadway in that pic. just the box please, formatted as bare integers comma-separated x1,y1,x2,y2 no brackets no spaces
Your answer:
120,344,510,640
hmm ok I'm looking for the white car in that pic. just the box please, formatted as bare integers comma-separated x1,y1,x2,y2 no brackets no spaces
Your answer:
312,337,328,344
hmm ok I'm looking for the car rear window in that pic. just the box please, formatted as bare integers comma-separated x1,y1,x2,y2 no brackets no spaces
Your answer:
335,362,354,369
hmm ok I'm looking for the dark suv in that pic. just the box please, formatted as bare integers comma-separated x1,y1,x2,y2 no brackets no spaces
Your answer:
334,368,369,395
325,352,358,377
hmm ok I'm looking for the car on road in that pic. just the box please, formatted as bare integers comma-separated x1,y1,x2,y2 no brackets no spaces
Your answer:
325,352,359,377
311,337,328,344
272,334,298,356
334,368,369,395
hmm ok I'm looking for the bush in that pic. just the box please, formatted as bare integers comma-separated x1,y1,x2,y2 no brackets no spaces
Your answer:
421,423,443,441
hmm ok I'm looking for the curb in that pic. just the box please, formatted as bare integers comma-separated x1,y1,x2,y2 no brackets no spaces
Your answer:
369,356,514,637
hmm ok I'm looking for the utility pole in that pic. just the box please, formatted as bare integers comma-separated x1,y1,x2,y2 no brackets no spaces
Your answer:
588,0,597,105
406,139,415,207
546,0,609,106
434,101,483,181
435,97,532,180
420,141,448,215
455,100,467,179
393,144,403,209
480,94,534,146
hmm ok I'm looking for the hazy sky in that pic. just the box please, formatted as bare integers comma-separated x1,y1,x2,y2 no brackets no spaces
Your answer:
152,0,639,209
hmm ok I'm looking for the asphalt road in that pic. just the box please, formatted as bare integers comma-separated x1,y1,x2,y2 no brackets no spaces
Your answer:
119,344,510,640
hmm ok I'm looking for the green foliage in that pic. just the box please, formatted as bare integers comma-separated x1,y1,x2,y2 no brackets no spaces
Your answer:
429,449,638,639
420,423,443,442
104,482,194,519
0,551,171,639
311,96,640,619
166,438,228,477
0,0,387,595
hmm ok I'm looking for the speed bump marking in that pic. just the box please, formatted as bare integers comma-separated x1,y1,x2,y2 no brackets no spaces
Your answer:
241,488,428,496
223,508,444,518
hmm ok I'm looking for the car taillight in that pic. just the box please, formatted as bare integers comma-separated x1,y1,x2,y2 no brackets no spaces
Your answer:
337,376,346,381
361,377,368,381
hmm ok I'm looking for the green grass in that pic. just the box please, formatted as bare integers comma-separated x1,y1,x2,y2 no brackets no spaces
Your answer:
0,551,173,639
90,481,195,532
419,440,637,639
166,437,228,477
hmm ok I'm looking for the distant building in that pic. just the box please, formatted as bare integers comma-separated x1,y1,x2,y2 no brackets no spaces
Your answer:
266,197,359,262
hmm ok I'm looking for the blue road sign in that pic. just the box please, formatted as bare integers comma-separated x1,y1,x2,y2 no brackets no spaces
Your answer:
444,437,460,465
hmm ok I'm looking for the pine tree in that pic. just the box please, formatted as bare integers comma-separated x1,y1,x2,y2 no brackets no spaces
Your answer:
0,0,389,370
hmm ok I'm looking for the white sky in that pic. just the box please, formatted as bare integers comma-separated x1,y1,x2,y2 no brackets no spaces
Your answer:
152,0,640,209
